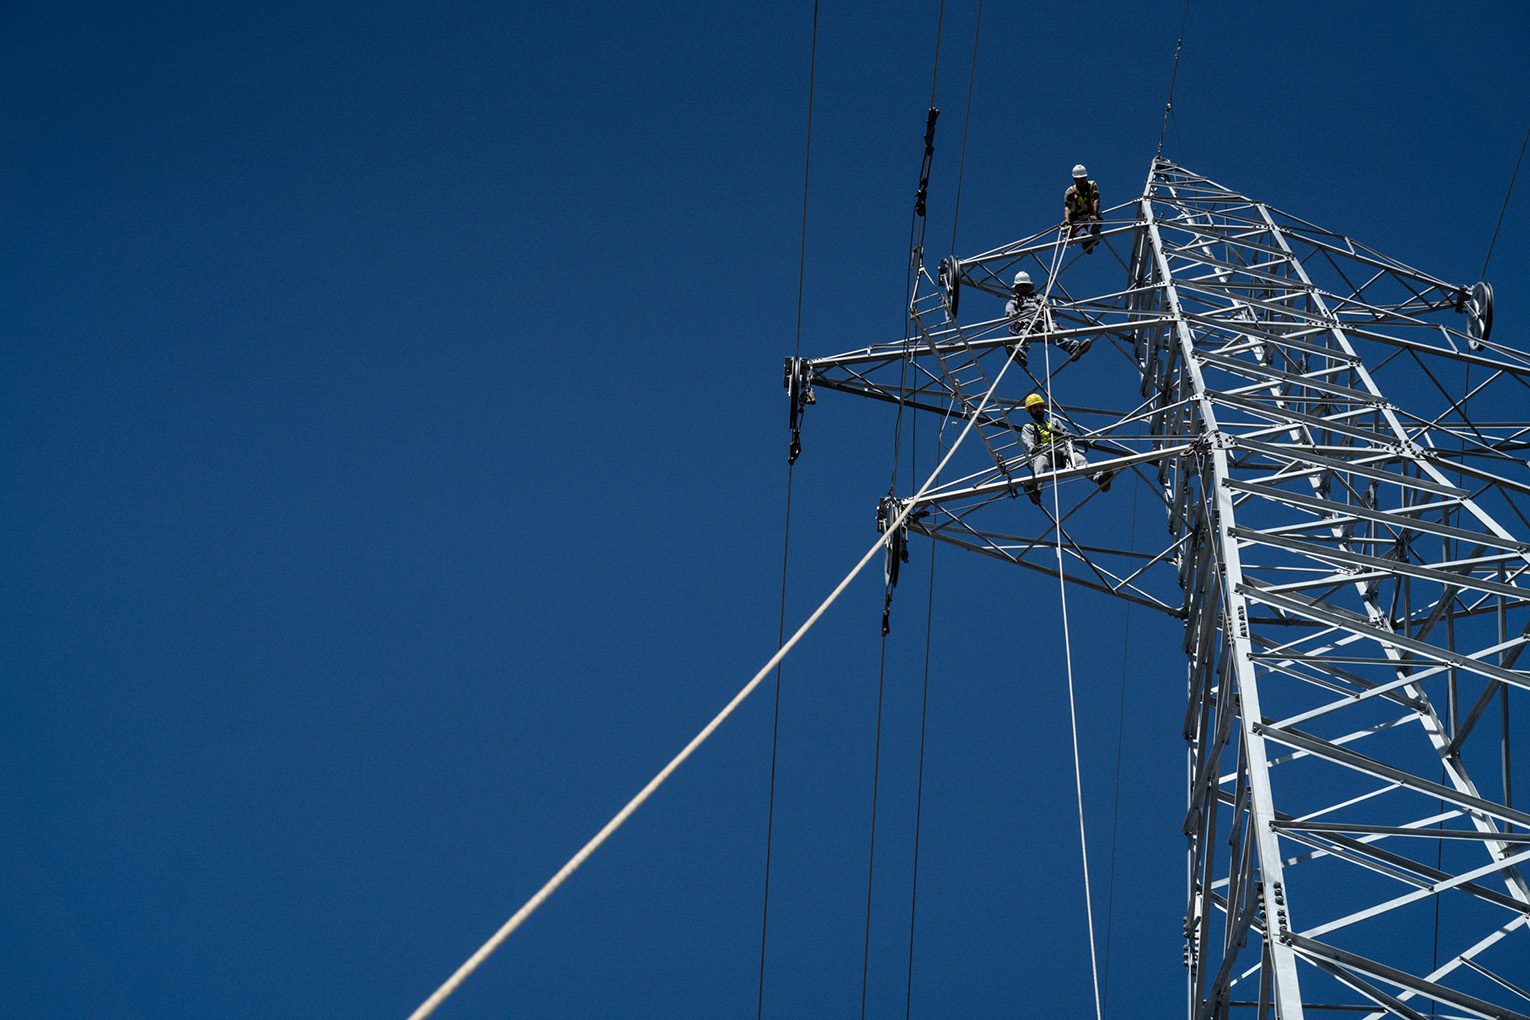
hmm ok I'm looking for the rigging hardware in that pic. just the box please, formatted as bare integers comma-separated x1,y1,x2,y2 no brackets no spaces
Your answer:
784,356,815,464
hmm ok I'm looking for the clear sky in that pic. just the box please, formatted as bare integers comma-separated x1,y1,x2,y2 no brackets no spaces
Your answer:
4,1,1528,1016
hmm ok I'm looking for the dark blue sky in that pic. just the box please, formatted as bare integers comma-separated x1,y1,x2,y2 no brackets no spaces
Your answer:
5,2,1528,1016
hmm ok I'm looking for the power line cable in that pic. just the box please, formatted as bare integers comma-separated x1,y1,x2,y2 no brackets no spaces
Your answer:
1480,122,1530,279
903,421,942,1019
889,0,948,497
1155,0,1190,159
867,11,947,1005
860,627,893,1019
757,467,794,1018
925,0,945,110
757,4,821,1014
890,213,921,496
866,199,1065,1020
900,8,980,1007
947,0,984,257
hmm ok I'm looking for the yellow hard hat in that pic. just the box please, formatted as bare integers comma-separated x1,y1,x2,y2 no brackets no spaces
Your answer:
1025,393,1045,409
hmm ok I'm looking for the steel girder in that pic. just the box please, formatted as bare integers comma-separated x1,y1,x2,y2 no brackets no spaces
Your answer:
791,158,1530,1017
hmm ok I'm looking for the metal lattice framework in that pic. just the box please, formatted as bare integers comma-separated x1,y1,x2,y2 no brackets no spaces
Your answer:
789,159,1530,1018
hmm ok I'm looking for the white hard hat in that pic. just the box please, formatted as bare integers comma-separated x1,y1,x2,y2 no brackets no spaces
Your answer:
1013,270,1033,288
1072,163,1088,178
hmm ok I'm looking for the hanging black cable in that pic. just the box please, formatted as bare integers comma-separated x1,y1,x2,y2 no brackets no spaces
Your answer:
947,0,983,258
1155,0,1191,159
900,9,980,1010
887,0,947,500
865,8,947,1013
758,3,819,1015
1480,122,1529,279
888,213,921,498
757,466,796,1018
925,3,944,110
861,628,892,1020
903,421,942,1019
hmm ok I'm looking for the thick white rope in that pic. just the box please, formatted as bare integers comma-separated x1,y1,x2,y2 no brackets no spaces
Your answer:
407,237,1070,1020
1038,237,1104,1020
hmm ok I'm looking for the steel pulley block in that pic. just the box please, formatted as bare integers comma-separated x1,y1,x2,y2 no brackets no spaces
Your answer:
1469,279,1494,348
937,256,961,320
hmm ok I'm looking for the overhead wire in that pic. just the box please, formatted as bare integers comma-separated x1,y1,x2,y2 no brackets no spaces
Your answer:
758,461,795,1016
899,8,983,1015
947,0,983,259
758,1,821,1014
889,219,921,497
864,7,947,1013
1155,0,1191,159
888,0,948,497
405,211,1062,1020
902,449,939,1019
861,618,893,1019
925,0,945,110
902,10,980,1014
1480,122,1529,279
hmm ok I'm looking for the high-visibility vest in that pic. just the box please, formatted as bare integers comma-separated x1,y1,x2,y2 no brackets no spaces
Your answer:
1066,180,1098,218
1031,418,1065,447
1008,295,1041,320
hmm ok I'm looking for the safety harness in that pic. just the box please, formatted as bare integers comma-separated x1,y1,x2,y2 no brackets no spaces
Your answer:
1066,179,1099,219
1032,417,1065,448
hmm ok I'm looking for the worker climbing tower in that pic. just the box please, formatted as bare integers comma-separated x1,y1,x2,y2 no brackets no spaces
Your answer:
789,159,1528,1018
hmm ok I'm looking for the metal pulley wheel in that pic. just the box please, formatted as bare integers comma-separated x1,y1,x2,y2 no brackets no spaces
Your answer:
1468,280,1494,348
938,256,961,320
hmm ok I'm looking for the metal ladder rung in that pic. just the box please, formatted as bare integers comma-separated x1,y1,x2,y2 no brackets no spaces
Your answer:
920,330,1019,476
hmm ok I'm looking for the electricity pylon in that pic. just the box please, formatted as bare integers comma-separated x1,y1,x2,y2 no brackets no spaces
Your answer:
788,159,1528,1018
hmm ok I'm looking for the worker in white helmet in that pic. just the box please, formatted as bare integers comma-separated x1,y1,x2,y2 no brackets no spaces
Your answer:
1019,392,1112,505
1004,270,1089,367
1063,164,1102,253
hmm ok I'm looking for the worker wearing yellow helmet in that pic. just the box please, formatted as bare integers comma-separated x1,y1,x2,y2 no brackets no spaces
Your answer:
1019,392,1112,505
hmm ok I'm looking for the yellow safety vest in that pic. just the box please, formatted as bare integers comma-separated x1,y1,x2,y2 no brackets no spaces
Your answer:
1066,180,1098,218
1034,419,1064,446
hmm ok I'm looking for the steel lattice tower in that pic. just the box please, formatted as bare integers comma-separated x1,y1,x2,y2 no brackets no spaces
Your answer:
788,159,1528,1018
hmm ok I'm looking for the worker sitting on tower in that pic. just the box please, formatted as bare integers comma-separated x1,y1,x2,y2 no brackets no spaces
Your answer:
1019,392,1112,505
1063,164,1102,253
1005,271,1089,367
